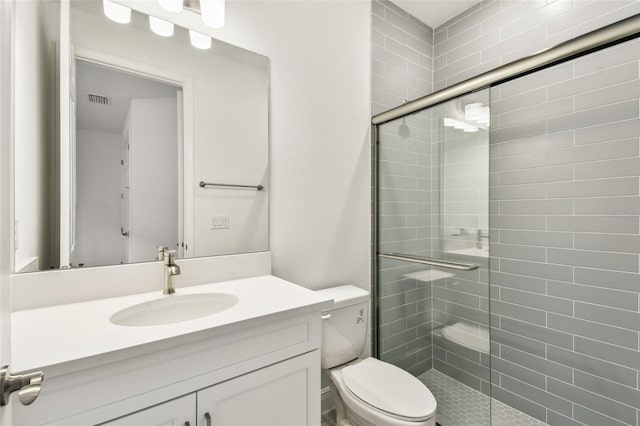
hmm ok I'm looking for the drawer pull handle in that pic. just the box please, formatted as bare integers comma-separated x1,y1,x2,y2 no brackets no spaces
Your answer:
205,412,212,426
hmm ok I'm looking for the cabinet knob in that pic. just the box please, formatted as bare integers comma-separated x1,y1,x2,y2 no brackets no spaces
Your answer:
204,412,212,426
185,422,190,426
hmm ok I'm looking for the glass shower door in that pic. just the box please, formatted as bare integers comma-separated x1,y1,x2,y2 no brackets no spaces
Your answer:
376,90,490,425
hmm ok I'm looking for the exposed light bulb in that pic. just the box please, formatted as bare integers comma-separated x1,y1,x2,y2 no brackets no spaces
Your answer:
200,0,225,29
149,16,174,37
158,0,183,13
464,102,482,120
189,30,212,49
103,0,131,24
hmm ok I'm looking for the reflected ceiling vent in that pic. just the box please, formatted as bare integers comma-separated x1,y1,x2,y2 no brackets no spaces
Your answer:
88,94,110,105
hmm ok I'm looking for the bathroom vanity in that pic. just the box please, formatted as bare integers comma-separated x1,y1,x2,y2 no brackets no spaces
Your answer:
11,275,331,425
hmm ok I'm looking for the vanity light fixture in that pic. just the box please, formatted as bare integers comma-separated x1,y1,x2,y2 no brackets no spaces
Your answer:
200,0,226,29
158,0,183,13
103,0,131,24
189,30,212,49
149,16,175,37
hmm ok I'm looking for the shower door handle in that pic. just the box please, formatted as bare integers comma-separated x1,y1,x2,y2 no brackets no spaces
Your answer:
378,252,479,271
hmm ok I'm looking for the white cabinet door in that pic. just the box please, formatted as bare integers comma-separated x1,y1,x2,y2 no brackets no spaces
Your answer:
102,394,196,426
197,351,320,426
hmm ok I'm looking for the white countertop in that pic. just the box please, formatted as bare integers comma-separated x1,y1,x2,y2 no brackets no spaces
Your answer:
12,275,333,373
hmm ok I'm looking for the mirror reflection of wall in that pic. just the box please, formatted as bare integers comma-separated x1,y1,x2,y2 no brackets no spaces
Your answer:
436,95,490,257
13,0,269,273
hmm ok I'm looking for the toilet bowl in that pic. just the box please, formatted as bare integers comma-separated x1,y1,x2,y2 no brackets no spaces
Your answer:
317,285,437,426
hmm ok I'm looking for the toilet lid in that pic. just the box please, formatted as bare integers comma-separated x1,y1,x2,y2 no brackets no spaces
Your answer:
342,357,437,421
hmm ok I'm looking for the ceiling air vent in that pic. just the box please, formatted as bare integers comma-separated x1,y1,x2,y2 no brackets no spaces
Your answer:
88,94,110,105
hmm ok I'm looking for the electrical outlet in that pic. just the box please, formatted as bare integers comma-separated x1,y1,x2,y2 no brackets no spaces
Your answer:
211,216,230,229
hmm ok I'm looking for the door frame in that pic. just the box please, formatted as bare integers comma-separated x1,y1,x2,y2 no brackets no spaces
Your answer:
73,48,194,258
0,0,14,422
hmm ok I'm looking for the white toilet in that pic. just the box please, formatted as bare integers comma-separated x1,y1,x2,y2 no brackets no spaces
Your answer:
317,285,437,426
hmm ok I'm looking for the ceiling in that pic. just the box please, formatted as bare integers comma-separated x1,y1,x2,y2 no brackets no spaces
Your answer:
76,60,179,134
388,0,483,29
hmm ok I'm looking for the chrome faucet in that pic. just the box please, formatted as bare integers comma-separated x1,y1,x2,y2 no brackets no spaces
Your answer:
162,249,180,295
476,229,489,249
157,246,169,261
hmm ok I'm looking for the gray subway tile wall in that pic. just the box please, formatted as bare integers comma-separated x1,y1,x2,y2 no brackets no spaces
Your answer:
374,0,640,424
372,0,435,376
434,2,640,422
487,36,640,426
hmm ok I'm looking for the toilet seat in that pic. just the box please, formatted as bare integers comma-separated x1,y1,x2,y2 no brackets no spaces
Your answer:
331,357,436,424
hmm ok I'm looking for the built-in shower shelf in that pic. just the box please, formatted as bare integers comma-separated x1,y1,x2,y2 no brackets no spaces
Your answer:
404,269,453,283
442,321,490,354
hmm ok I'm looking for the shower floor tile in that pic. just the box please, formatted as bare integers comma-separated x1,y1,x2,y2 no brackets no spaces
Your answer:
420,369,547,426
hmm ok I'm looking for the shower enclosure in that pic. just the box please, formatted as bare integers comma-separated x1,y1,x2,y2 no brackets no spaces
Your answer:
373,14,640,426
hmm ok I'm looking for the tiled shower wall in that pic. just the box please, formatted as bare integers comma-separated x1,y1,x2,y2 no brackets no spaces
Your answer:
431,1,640,425
375,0,640,424
488,39,640,426
372,0,435,375
371,0,433,116
432,0,640,91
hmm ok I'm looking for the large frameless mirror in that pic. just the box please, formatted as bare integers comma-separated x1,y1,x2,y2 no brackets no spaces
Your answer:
13,0,269,273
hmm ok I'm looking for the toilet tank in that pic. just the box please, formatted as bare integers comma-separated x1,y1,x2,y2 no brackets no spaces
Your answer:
316,285,369,369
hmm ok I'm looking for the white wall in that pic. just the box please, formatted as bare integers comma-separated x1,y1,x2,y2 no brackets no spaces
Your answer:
128,97,179,262
80,0,373,292
203,1,372,292
14,0,58,272
72,130,122,267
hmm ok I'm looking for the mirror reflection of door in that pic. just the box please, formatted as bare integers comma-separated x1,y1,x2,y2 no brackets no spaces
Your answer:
72,59,181,267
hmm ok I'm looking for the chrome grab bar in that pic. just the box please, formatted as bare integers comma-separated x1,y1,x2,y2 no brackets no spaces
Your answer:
378,252,479,271
199,181,264,191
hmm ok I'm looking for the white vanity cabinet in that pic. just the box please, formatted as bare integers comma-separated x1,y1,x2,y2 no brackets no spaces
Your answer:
101,351,317,426
12,277,331,426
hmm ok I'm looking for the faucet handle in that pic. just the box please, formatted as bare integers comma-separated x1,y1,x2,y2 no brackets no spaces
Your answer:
157,246,169,260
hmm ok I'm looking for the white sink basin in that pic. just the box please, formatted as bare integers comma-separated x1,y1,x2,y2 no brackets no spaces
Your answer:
110,293,239,327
